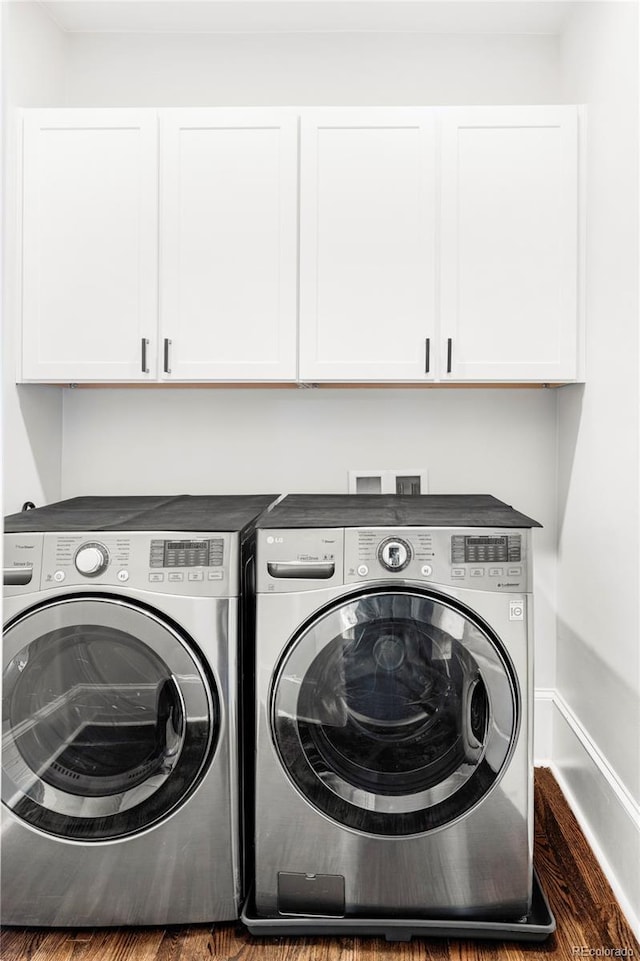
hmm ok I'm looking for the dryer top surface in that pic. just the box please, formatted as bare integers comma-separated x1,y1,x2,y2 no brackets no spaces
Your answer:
4,494,279,534
255,494,542,530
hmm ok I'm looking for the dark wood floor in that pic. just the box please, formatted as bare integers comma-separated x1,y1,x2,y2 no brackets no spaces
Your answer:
2,768,638,960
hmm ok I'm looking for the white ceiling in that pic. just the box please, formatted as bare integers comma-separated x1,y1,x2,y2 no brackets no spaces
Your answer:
40,1,577,35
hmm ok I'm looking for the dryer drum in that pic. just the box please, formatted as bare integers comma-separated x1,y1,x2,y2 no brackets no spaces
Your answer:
8,627,185,798
2,596,217,841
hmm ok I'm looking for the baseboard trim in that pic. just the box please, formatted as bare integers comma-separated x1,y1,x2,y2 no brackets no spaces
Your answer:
533,688,640,940
552,692,640,827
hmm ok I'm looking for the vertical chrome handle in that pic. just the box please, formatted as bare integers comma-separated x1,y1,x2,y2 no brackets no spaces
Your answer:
141,338,149,374
425,338,430,374
164,338,172,375
447,338,452,374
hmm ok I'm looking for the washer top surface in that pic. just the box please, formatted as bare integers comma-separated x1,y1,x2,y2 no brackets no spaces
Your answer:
5,494,278,534
255,494,542,529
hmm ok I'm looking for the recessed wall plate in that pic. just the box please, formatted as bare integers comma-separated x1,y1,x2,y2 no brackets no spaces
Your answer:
348,470,429,495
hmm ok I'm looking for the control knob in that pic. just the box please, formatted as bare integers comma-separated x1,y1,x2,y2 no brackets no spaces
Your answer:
378,537,412,572
74,542,109,577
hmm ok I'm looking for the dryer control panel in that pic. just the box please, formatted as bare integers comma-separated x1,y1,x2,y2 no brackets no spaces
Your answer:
3,531,239,597
344,527,531,593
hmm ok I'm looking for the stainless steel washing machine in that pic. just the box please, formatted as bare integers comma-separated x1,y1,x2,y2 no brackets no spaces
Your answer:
252,494,541,922
2,494,275,926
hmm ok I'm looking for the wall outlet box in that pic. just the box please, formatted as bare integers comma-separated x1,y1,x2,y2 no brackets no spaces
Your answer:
348,469,429,495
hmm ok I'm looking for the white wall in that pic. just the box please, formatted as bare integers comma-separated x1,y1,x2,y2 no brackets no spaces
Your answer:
63,31,561,106
2,1,66,514
57,28,562,693
556,0,639,928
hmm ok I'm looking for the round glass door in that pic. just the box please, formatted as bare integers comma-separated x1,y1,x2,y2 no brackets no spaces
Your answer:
272,589,519,836
2,596,217,840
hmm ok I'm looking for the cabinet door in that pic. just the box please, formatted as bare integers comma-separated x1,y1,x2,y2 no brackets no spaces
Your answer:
21,109,158,382
160,109,297,381
299,110,436,382
440,106,578,382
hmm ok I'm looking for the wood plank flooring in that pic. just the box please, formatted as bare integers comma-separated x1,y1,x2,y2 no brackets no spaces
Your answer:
2,769,638,961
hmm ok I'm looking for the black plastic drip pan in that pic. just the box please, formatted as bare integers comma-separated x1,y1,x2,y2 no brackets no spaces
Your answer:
241,869,556,943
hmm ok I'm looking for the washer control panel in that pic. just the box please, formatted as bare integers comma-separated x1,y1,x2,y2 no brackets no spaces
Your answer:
32,531,238,596
345,528,531,592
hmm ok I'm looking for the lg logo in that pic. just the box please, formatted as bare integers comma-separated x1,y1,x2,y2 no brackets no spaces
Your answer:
266,536,284,545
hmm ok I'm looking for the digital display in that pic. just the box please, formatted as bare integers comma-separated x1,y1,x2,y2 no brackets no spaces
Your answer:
466,537,507,546
451,534,521,564
166,541,208,551
149,538,224,568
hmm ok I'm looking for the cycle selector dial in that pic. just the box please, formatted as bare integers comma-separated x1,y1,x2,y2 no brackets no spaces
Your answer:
74,542,109,577
378,537,412,572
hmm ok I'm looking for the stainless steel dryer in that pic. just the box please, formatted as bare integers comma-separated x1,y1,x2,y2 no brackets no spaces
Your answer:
2,494,275,926
252,494,541,922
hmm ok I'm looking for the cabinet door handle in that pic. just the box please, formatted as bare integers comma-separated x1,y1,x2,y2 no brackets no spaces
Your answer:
425,338,431,374
141,338,149,374
163,338,172,375
447,338,452,374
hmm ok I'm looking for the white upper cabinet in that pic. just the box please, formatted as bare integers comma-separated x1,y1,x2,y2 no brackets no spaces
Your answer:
159,109,298,381
18,105,581,386
298,110,437,382
21,109,158,382
440,106,579,382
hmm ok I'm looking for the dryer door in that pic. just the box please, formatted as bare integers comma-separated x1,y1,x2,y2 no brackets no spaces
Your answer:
272,588,519,836
2,595,217,840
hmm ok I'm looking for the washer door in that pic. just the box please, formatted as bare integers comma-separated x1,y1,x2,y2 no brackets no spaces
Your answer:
2,595,217,840
272,588,519,836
